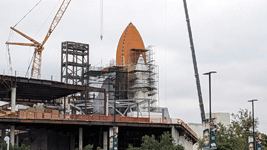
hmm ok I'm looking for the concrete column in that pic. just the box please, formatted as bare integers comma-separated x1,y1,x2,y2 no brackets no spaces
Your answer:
103,131,108,150
16,134,19,145
1,128,6,142
70,134,75,150
148,99,150,118
137,103,139,117
67,98,70,114
171,125,179,146
10,125,15,146
79,127,83,150
11,87,16,112
106,94,109,116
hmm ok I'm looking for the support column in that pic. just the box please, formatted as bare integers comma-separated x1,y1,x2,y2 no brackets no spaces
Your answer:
64,97,66,116
1,128,6,142
171,125,179,146
10,125,15,146
67,98,70,114
85,91,87,114
103,131,108,150
11,87,16,112
148,99,150,118
16,134,19,145
105,90,108,116
79,127,83,150
70,134,75,150
137,103,139,117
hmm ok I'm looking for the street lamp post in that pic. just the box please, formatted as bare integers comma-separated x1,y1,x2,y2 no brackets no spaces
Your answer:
203,71,217,149
248,99,258,150
114,97,116,127
113,93,120,150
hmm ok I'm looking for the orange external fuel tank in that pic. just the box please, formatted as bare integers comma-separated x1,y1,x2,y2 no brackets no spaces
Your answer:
116,23,146,66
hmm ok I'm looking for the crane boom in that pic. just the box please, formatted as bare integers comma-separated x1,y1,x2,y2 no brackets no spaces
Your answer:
182,0,206,122
31,0,71,79
5,42,39,47
8,27,41,45
41,0,71,47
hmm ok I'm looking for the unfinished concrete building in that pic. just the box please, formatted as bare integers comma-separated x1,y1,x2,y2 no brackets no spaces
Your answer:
0,23,198,150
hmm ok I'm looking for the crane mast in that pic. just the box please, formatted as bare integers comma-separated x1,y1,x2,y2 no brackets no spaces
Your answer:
182,0,206,122
6,0,71,79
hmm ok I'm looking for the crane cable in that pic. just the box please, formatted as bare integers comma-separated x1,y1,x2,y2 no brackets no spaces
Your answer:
5,0,42,76
33,0,61,38
100,0,103,40
6,31,13,75
13,0,43,28
25,52,35,78
164,0,167,107
25,0,62,77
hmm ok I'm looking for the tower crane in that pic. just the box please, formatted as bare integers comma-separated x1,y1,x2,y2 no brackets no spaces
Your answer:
6,0,71,79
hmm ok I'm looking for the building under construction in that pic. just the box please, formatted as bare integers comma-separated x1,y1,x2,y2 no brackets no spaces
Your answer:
0,23,198,150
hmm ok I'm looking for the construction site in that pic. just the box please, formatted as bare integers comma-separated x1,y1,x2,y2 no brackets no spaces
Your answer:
0,1,207,150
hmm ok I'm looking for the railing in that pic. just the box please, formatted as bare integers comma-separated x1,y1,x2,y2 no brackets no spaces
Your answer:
2,111,197,138
150,117,198,138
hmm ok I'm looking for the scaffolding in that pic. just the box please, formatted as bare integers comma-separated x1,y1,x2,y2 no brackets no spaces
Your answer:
128,46,158,111
60,42,158,117
61,41,90,114
61,41,89,85
81,46,158,117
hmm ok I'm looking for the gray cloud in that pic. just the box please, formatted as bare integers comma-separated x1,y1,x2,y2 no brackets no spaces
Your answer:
1,0,266,134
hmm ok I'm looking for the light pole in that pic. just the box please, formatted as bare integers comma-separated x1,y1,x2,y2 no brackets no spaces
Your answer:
114,97,116,127
203,71,217,149
248,99,258,150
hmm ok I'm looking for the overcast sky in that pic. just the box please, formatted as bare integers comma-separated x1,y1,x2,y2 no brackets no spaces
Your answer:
1,0,267,134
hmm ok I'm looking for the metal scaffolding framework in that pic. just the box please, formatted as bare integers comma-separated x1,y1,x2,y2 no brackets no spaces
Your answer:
61,41,90,114
81,46,158,117
60,42,160,117
61,41,89,85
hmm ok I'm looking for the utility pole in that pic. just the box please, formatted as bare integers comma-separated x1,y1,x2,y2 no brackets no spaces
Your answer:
248,99,258,150
203,71,217,149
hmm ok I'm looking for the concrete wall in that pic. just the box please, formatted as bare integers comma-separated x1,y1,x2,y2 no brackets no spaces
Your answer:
178,136,194,150
188,123,202,150
205,112,230,127
188,112,231,150
171,125,195,150
188,123,203,138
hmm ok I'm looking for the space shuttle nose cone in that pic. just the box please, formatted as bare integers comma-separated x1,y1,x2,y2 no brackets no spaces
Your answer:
116,23,146,66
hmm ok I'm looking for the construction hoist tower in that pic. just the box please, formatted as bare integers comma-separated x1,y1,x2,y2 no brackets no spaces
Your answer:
61,41,89,85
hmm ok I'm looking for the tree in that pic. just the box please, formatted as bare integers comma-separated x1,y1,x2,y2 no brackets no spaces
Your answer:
197,109,259,150
0,143,30,150
127,132,185,150
75,144,93,150
83,144,94,150
96,147,103,150
262,133,267,149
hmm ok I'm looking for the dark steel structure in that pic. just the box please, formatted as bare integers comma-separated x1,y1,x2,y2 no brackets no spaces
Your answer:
0,75,106,114
61,41,90,114
61,41,89,85
0,75,83,104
